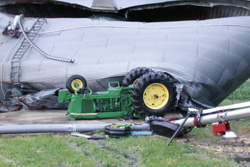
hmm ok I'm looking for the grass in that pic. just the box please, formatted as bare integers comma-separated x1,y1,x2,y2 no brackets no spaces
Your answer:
230,118,250,138
0,134,96,167
220,79,250,106
227,79,250,101
0,133,238,167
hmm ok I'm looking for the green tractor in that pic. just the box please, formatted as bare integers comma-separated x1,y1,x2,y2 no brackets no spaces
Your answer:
58,67,176,119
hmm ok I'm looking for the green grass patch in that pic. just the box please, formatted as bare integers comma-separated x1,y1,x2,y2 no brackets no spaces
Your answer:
105,136,235,167
0,134,95,167
220,79,250,105
230,118,250,138
227,79,250,100
0,133,238,167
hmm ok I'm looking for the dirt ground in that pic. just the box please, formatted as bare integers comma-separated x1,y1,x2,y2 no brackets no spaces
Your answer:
0,109,145,125
178,136,250,167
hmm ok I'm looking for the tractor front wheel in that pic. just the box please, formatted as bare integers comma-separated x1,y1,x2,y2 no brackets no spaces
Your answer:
66,75,87,93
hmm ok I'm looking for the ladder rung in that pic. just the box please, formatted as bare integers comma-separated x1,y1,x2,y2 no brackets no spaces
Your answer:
18,47,27,49
16,49,26,52
12,57,19,59
17,48,27,50
15,50,24,53
13,56,21,59
11,69,19,71
19,45,27,47
11,65,19,68
12,57,20,59
28,33,35,36
13,55,22,58
11,62,19,65
13,53,22,56
13,52,22,55
22,44,29,46
17,48,27,52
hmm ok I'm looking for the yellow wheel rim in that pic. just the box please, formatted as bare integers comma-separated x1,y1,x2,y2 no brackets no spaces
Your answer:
71,79,83,91
143,83,169,110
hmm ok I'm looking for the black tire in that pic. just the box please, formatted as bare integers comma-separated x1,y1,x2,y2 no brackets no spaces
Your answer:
132,72,176,116
66,75,87,93
104,125,131,138
122,67,152,87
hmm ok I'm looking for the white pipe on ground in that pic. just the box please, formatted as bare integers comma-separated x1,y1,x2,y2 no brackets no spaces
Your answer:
0,123,150,134
202,101,250,115
173,107,250,128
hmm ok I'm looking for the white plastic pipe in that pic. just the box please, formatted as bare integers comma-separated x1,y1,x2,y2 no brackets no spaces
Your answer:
12,14,23,28
0,123,150,134
202,101,250,114
173,107,250,128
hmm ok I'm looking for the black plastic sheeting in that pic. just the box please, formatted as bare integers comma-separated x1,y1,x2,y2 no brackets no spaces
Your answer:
0,88,67,112
0,1,250,22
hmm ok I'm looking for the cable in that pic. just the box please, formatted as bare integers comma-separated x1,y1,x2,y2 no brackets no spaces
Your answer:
18,17,74,63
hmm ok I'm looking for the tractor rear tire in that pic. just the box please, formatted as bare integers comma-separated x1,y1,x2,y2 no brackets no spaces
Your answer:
66,75,87,93
122,67,152,87
132,72,176,116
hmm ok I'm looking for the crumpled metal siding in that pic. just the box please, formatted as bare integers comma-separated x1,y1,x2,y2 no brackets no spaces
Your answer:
1,13,250,108
1,0,250,10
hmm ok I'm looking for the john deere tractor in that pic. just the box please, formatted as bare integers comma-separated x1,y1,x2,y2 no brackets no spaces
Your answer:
58,67,176,119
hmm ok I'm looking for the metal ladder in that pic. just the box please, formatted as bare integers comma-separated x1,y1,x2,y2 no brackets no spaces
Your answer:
10,18,47,84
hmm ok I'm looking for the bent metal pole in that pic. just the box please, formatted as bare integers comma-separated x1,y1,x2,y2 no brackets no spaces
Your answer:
173,107,250,128
0,123,150,134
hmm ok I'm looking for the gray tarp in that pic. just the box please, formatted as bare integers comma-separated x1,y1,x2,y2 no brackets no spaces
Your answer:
1,12,250,108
